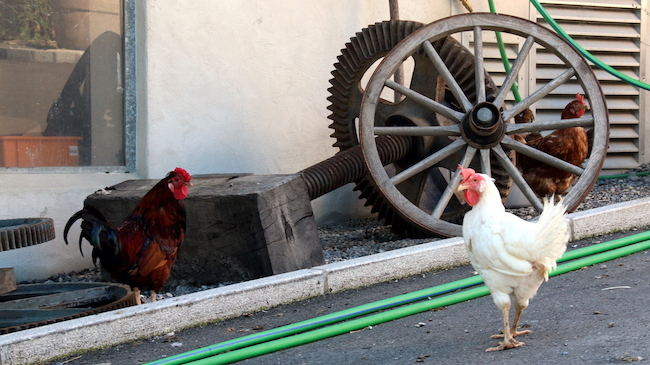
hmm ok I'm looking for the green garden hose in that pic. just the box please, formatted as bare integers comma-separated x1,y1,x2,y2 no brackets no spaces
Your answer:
488,0,522,102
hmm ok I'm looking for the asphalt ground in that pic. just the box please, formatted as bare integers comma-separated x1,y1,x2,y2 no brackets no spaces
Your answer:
45,227,650,365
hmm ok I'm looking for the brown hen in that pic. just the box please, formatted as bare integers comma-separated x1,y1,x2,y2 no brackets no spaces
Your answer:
516,93,589,197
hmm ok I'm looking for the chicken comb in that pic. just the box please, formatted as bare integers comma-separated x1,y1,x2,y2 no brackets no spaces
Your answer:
457,164,476,182
173,167,192,181
576,92,584,103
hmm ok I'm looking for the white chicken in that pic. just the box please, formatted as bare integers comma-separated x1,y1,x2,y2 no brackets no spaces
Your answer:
455,165,569,352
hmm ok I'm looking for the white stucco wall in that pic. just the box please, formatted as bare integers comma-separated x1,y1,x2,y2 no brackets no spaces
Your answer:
0,0,524,281
137,0,454,177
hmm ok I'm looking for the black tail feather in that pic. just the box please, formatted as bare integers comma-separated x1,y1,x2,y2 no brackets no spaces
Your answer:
63,210,83,246
64,206,117,261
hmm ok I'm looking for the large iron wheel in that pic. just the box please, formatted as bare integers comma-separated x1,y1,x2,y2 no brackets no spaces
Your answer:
359,13,609,237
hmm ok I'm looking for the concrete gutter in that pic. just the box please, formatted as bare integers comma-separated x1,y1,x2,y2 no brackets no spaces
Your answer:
2,197,650,365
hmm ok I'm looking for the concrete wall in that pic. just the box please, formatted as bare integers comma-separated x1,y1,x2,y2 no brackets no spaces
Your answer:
0,0,525,281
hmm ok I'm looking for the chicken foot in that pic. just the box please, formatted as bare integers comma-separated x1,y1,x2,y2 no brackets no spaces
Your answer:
491,302,532,339
133,287,158,305
486,302,528,352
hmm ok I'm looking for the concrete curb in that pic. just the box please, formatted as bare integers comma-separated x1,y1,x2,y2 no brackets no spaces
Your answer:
2,198,650,364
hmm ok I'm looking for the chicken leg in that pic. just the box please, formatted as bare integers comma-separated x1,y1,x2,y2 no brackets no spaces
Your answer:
487,302,526,352
133,287,142,305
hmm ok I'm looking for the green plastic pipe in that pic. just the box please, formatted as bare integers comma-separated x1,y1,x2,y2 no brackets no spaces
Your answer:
145,275,484,365
184,238,650,365
488,0,522,103
557,229,650,263
184,286,490,365
552,239,650,276
598,170,650,180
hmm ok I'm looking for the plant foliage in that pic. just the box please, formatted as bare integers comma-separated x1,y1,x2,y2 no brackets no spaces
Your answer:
0,0,54,46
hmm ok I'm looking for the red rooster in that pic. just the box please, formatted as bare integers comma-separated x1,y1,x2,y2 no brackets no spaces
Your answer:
64,168,192,304
517,93,589,197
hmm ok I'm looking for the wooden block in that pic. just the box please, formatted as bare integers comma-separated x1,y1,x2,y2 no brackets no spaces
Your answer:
82,174,324,288
0,268,16,295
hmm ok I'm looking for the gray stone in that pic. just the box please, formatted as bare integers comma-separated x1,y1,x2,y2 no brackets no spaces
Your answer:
83,174,324,287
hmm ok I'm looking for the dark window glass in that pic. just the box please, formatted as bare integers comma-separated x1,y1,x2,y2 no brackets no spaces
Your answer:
0,0,124,167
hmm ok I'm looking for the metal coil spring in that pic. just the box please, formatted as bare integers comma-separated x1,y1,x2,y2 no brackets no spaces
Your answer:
299,135,413,200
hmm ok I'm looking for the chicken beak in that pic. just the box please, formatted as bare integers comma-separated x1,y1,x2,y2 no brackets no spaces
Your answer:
455,183,467,204
187,181,193,186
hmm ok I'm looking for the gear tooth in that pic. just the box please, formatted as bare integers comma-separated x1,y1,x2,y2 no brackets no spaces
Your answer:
363,27,379,55
371,22,385,52
328,124,352,138
379,21,391,50
340,49,361,71
335,53,354,74
353,179,368,192
404,21,414,36
380,204,392,224
326,91,349,106
327,88,349,104
367,190,381,207
392,216,404,236
332,64,354,85
370,197,383,214
328,76,351,92
326,104,347,117
333,58,356,82
395,20,406,45
360,183,376,201
350,36,370,62
342,42,362,68
360,28,374,56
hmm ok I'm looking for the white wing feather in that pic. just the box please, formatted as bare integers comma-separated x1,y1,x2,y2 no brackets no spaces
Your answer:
461,178,569,282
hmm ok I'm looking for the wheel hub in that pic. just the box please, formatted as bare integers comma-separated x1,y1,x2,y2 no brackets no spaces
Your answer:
461,102,505,149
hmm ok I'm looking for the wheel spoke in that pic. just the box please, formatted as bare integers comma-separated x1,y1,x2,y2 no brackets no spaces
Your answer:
501,135,584,175
422,40,473,112
491,144,544,211
502,68,577,121
506,116,593,134
390,139,467,186
385,79,466,122
431,146,477,219
493,36,535,107
480,148,491,177
473,26,486,103
374,125,461,136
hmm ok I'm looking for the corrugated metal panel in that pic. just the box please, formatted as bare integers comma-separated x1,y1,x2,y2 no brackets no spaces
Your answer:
536,0,643,174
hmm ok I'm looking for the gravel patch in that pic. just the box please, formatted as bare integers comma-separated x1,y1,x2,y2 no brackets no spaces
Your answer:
21,166,650,301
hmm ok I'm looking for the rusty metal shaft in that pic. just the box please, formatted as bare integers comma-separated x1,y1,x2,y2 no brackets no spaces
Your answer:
299,135,413,200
